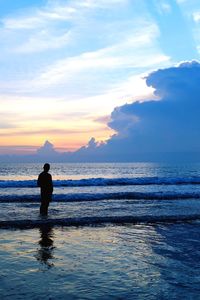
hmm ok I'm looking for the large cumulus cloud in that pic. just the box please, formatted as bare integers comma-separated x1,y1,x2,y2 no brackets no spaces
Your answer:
85,61,200,161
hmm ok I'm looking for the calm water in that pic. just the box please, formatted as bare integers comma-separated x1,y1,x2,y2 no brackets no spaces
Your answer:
0,162,200,299
1,223,200,299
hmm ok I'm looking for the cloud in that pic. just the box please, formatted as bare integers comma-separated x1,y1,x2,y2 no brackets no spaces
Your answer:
176,0,187,3
0,145,38,155
0,0,172,106
153,0,172,15
94,115,111,124
1,60,200,164
28,60,199,162
2,3,76,30
1,2,76,55
1,0,128,55
0,127,105,137
110,61,200,151
76,0,128,8
0,0,171,107
15,31,71,53
193,11,200,22
32,22,169,89
37,140,58,156
0,122,15,129
77,60,200,161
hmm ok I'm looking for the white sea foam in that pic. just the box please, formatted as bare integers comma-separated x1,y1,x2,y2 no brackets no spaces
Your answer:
0,176,200,188
0,191,200,202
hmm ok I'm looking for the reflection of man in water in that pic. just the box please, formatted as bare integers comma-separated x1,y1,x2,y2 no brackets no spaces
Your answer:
36,225,55,268
37,163,53,215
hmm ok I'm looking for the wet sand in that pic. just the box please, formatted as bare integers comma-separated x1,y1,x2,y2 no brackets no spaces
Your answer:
1,222,200,299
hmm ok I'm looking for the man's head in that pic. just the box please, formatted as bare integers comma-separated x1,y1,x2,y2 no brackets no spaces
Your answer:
43,163,50,172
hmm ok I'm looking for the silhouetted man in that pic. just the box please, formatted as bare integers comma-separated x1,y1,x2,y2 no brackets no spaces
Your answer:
37,163,53,215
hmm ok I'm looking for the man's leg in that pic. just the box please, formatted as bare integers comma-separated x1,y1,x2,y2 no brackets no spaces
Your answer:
43,200,50,215
40,199,50,215
40,201,46,215
40,192,51,215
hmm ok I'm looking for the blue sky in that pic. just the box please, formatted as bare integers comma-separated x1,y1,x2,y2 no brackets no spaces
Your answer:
0,0,200,154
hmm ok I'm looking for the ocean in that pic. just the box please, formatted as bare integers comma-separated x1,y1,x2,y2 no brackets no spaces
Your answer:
0,162,200,299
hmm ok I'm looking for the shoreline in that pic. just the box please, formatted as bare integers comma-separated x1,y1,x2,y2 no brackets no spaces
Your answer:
0,214,200,229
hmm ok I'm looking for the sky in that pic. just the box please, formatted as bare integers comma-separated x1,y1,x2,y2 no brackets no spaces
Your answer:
0,0,200,157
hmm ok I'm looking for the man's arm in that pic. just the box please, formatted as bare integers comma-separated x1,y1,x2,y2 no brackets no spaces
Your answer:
37,174,41,187
49,174,53,193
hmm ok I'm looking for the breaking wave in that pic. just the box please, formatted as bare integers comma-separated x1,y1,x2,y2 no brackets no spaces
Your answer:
0,191,200,202
1,176,200,188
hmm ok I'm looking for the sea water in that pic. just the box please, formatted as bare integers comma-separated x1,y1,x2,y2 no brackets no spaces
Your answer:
0,162,200,299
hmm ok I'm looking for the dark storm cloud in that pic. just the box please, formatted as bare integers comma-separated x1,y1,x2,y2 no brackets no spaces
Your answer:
83,60,200,161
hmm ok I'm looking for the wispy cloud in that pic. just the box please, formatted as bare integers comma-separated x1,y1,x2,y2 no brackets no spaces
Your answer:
154,0,172,14
2,0,128,31
32,22,169,88
1,2,76,54
75,0,128,8
0,127,106,137
193,11,200,22
15,30,71,53
2,4,76,30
